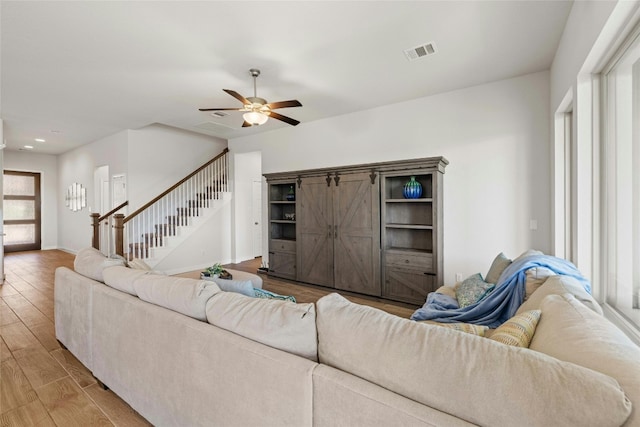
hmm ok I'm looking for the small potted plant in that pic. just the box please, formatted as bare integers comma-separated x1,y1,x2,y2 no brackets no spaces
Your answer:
203,263,224,278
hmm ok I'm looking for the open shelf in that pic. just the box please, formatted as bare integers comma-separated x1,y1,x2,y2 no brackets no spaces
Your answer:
386,247,433,255
384,227,433,252
384,174,433,200
385,223,433,230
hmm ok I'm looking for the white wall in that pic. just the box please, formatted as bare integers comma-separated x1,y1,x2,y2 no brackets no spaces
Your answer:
230,71,550,283
57,123,229,262
231,151,262,263
550,1,617,110
127,124,227,211
57,130,128,252
4,150,59,250
151,196,232,274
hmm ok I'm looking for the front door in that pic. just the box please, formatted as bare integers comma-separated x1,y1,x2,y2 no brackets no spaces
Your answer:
3,171,41,252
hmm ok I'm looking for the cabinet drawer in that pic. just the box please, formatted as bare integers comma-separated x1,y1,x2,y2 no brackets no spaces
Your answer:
385,251,433,271
268,251,296,279
383,267,436,305
270,239,296,253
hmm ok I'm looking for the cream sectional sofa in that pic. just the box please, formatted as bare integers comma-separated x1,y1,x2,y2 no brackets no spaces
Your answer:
55,248,640,426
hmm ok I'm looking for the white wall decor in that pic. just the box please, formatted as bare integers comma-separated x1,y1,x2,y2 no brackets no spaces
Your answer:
65,182,87,212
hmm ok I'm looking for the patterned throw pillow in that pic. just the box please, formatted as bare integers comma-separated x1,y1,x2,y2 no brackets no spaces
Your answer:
421,321,489,336
455,273,495,308
489,310,541,347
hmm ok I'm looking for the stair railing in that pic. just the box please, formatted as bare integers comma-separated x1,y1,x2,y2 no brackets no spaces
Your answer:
117,148,229,259
91,200,129,255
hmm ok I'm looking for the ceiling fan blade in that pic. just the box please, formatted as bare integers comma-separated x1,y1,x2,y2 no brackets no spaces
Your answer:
223,89,250,105
266,100,302,109
198,107,242,111
242,121,253,127
269,111,300,126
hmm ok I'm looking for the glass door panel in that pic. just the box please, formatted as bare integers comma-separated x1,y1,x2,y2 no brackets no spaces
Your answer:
3,171,41,252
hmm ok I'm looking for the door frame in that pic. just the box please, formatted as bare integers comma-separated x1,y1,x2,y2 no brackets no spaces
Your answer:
3,170,42,252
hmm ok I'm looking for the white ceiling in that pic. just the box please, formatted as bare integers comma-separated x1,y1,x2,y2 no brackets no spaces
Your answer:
1,1,573,155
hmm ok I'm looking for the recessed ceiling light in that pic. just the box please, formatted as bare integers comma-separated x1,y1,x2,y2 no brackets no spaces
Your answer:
24,145,34,149
34,138,45,142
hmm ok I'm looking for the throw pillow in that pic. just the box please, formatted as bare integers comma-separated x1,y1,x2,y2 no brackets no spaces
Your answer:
485,252,512,284
455,273,495,308
211,277,255,297
421,321,489,336
524,266,555,300
434,285,457,299
489,310,541,347
254,287,296,303
513,249,543,263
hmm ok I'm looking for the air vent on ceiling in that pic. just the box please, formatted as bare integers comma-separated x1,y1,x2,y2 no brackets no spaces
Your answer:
404,42,437,62
211,111,228,118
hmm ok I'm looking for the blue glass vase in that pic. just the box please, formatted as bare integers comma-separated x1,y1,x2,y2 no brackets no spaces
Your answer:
286,185,295,201
403,176,422,199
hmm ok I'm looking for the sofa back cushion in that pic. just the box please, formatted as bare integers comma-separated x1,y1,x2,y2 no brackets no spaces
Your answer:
517,275,602,315
531,293,640,426
316,293,631,427
102,266,149,296
206,292,318,361
74,247,125,282
133,275,220,321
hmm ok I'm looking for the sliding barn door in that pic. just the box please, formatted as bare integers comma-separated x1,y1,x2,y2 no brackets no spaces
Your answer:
297,176,334,287
333,172,380,295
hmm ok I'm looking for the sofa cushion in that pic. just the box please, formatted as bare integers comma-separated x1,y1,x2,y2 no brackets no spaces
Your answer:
488,309,541,347
133,274,220,321
530,293,640,426
102,266,149,296
485,252,511,284
517,275,602,315
74,247,125,282
205,292,317,361
455,273,494,308
128,258,152,271
316,293,631,427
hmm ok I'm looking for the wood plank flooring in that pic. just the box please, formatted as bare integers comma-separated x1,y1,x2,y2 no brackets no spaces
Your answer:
0,250,152,426
1,250,418,425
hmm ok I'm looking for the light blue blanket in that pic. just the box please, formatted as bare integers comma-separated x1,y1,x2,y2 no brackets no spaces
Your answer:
410,254,591,328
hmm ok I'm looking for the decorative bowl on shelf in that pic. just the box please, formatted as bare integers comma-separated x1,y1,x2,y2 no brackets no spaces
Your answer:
402,176,423,199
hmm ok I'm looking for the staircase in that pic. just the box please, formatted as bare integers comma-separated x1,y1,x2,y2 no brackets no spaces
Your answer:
92,149,230,265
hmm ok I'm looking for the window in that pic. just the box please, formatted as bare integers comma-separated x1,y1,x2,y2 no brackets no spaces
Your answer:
3,171,41,252
602,25,640,329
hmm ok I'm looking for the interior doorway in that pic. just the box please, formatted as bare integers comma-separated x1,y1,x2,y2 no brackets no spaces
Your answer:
3,170,41,252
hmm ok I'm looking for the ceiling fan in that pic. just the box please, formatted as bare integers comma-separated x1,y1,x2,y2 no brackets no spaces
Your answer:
199,68,302,127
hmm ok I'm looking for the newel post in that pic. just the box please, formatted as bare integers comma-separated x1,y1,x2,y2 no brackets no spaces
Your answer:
114,214,125,257
90,213,100,250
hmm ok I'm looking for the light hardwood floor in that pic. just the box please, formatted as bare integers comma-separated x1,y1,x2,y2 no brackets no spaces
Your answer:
0,250,418,426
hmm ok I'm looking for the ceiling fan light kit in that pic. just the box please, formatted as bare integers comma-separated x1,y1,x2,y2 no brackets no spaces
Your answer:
243,111,269,125
199,68,302,127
